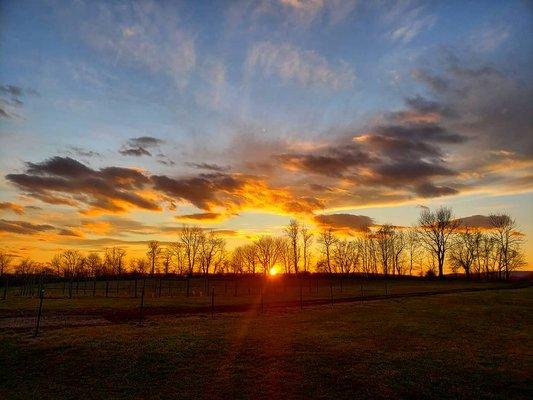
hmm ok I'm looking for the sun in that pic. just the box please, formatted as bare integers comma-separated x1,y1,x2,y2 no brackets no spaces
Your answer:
269,266,279,276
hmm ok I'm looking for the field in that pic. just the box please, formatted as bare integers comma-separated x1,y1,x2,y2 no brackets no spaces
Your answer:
0,278,532,399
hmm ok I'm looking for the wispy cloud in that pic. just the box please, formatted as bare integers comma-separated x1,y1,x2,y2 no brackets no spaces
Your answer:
246,41,355,90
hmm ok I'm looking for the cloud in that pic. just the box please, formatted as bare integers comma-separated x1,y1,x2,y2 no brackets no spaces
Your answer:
0,202,25,215
6,156,160,214
0,84,37,119
119,136,164,157
277,143,372,177
0,219,55,235
314,213,373,234
185,162,229,172
455,215,493,229
412,62,533,156
67,146,101,158
175,212,226,222
5,156,323,217
383,1,436,43
414,182,458,198
76,1,196,89
246,41,355,90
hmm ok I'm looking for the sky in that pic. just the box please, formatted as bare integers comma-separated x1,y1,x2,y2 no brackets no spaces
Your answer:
0,0,532,266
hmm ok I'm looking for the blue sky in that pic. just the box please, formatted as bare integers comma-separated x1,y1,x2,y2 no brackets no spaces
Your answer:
0,0,532,264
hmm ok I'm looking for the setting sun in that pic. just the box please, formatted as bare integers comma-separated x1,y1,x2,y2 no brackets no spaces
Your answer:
269,266,279,276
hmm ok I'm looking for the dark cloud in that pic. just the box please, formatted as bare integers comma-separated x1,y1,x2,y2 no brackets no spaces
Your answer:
414,182,458,198
277,144,373,177
455,215,493,229
152,173,244,210
6,156,159,213
119,136,164,157
6,156,322,217
0,84,37,119
314,214,373,233
375,123,467,144
67,146,101,158
412,62,533,156
175,212,224,222
0,219,54,235
185,162,229,172
119,147,152,156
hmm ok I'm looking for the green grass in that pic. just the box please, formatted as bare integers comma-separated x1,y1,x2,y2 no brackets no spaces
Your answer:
0,286,531,399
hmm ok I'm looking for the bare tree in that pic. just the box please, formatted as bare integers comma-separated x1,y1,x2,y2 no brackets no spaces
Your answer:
131,257,148,275
318,227,337,274
490,213,525,279
254,235,283,274
61,250,84,278
170,242,187,275
147,241,161,275
86,252,103,277
405,228,420,276
418,206,459,278
199,231,225,276
104,247,127,275
391,230,406,275
284,219,300,274
449,228,479,279
179,225,203,275
333,239,358,274
161,247,173,275
0,251,13,276
300,224,313,273
375,224,394,276
278,238,292,274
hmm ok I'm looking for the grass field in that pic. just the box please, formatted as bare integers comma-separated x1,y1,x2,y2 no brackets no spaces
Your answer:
0,280,531,399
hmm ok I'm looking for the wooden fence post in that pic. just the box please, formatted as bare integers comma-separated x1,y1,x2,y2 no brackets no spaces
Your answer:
139,279,146,326
260,286,264,314
211,287,215,318
2,276,9,300
300,283,303,310
34,289,45,337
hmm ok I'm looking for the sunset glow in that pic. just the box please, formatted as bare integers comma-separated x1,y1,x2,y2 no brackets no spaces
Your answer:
0,0,531,271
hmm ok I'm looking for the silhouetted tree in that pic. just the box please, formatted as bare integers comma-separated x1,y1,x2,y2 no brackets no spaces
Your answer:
179,225,203,275
0,251,12,276
254,235,283,274
318,227,337,274
300,224,313,273
418,206,459,278
490,213,525,279
147,241,161,275
284,219,300,274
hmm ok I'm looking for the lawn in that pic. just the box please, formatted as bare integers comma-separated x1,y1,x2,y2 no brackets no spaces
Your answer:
0,285,531,399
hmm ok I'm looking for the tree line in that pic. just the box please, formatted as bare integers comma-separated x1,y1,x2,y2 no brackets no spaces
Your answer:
0,207,526,281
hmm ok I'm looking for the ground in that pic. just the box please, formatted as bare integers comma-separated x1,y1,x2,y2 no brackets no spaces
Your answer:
0,281,532,399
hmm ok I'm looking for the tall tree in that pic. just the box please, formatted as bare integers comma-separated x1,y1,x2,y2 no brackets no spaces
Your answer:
418,206,459,278
254,235,283,274
318,227,337,274
449,228,479,279
179,225,203,275
0,251,12,276
300,224,313,273
489,214,525,279
147,241,161,275
376,224,394,276
284,219,300,274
